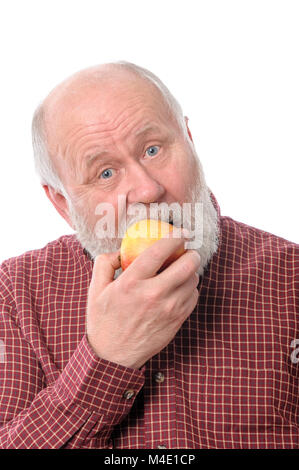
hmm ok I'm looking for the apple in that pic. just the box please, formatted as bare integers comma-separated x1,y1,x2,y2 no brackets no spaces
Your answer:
120,219,186,271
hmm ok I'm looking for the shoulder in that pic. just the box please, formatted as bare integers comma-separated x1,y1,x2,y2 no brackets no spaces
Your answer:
220,216,299,271
0,234,83,300
0,234,81,270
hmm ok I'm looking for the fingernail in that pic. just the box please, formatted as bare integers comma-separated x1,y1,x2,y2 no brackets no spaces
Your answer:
192,251,201,265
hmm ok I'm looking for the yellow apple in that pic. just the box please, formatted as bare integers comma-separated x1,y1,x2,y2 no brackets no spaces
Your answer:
120,219,186,271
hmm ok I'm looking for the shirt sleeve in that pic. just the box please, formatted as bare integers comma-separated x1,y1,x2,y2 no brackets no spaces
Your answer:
0,296,145,449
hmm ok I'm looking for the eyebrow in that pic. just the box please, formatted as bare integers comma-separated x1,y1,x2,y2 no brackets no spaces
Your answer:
134,124,161,137
83,124,163,170
84,150,108,169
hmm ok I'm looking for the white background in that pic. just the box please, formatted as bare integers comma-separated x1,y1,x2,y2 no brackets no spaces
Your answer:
0,0,298,263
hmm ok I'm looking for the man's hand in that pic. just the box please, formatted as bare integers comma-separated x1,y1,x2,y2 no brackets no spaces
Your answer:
86,232,201,369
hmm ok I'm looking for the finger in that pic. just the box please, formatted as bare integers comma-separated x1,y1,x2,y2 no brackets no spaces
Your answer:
167,272,199,308
152,250,201,292
90,249,121,292
125,228,188,280
167,284,199,330
182,288,200,314
178,290,199,324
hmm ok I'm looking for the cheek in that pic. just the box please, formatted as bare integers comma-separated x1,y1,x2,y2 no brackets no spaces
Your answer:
68,184,91,208
166,156,195,201
69,189,102,227
94,194,120,233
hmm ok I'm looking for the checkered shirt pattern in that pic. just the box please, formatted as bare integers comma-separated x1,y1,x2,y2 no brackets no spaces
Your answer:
0,193,298,449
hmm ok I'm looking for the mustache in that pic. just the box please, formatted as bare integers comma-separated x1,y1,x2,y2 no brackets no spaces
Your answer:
116,205,193,240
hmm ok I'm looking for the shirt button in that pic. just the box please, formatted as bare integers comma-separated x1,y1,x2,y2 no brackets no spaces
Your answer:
122,389,135,400
157,444,167,449
154,371,165,383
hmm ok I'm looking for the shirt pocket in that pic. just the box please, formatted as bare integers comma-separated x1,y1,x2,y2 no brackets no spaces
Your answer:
182,367,299,448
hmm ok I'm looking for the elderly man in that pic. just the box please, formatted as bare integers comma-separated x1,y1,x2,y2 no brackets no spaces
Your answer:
0,62,298,449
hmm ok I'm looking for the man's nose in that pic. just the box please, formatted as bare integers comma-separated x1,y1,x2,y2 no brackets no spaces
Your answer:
126,163,165,204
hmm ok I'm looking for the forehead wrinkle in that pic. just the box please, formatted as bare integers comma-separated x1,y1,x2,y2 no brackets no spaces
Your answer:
58,87,166,154
83,123,164,167
84,124,160,164
105,92,165,135
61,92,171,181
82,120,169,168
62,123,113,180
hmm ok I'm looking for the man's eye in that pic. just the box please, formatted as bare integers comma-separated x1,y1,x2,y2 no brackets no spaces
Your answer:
145,145,160,157
100,168,114,179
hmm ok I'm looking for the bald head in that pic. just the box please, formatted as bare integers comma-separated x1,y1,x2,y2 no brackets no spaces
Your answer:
32,62,186,195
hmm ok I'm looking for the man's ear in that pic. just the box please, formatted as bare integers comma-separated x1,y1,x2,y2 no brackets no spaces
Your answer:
42,185,74,229
184,116,193,143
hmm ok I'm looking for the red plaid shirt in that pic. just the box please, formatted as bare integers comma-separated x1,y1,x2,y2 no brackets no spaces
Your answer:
0,194,298,449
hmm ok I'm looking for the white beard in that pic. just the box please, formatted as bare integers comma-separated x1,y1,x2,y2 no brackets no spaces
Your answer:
67,154,219,278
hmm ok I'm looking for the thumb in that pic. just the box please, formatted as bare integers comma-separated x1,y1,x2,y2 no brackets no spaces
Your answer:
90,249,121,292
